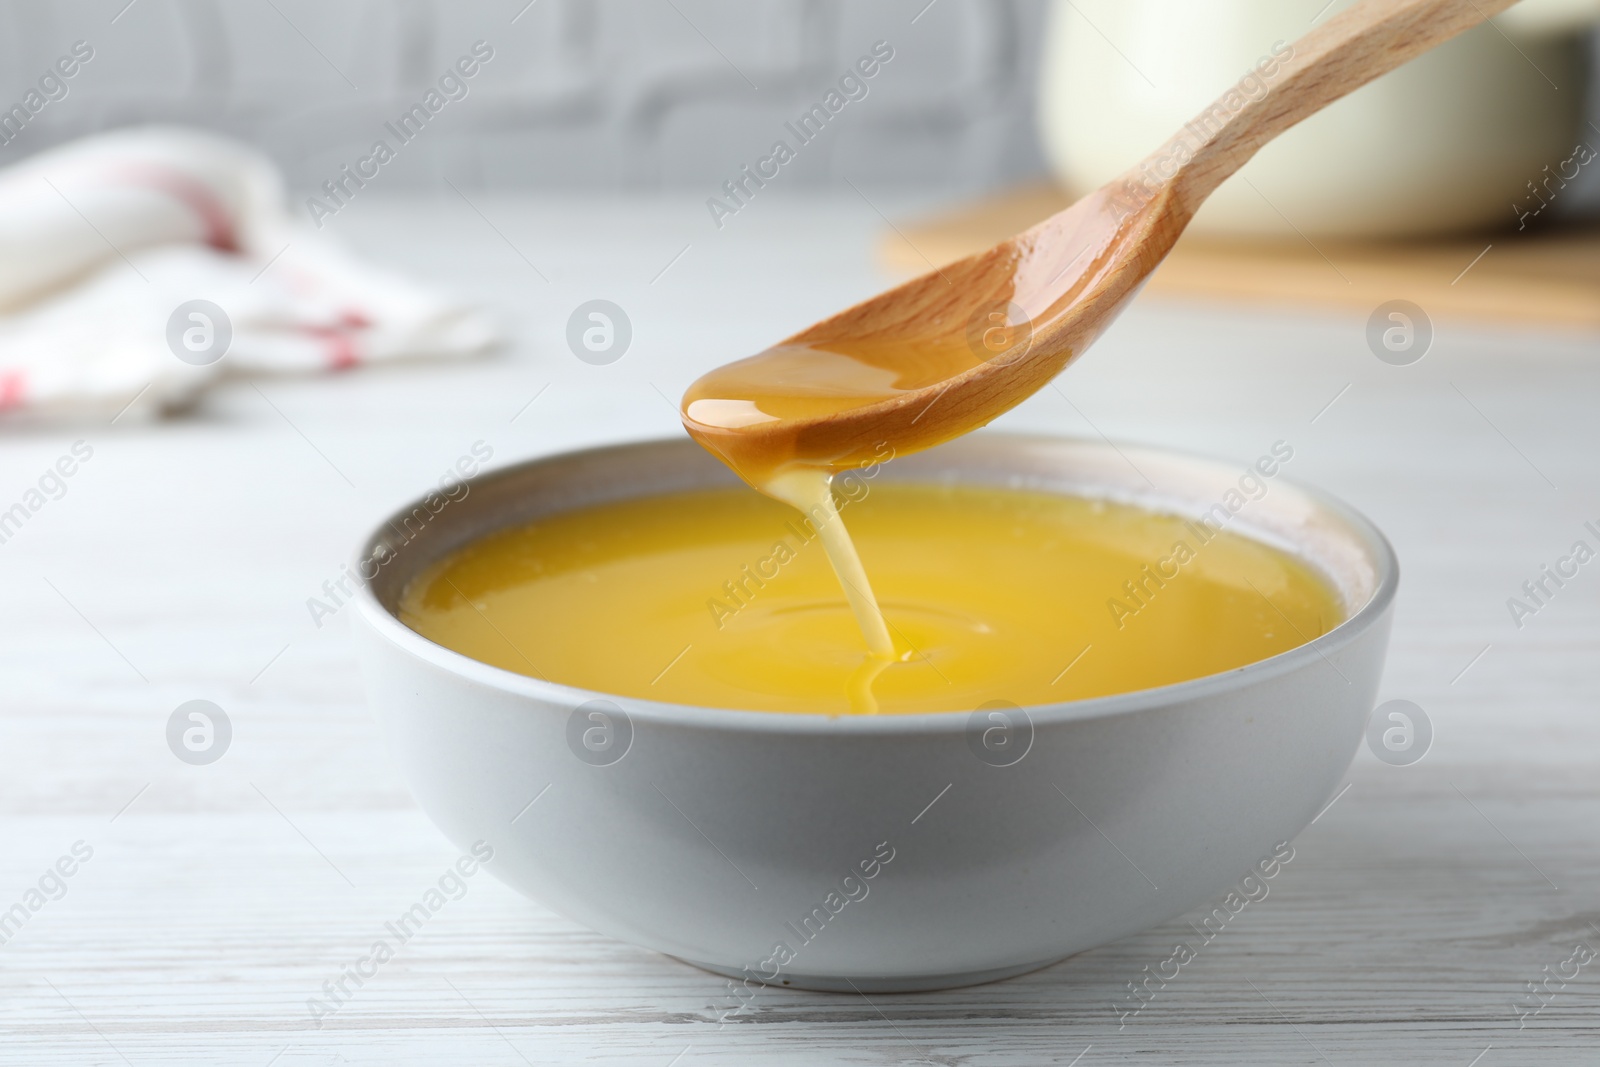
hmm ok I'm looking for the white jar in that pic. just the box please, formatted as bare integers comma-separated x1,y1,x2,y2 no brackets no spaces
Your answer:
1037,0,1594,238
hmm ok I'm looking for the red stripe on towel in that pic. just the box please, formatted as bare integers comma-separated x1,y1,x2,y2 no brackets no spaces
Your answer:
305,325,360,370
113,165,241,253
0,371,26,410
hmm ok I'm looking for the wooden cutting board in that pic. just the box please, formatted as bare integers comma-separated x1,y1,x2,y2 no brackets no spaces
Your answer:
879,184,1600,328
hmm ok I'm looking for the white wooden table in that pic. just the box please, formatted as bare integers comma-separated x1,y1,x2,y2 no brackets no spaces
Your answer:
3,192,1598,1065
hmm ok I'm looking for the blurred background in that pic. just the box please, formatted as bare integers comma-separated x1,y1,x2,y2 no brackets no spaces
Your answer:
1,0,1050,193
3,0,1599,206
5,2,1600,1063
8,0,1600,356
1,0,1597,207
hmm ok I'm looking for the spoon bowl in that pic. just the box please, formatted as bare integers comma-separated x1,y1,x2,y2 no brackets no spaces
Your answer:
683,185,1176,484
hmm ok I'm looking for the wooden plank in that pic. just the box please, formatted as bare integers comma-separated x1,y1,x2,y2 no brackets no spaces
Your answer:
881,184,1600,327
1,193,1596,1064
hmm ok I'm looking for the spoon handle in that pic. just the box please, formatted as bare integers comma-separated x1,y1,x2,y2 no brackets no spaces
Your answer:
1146,0,1525,212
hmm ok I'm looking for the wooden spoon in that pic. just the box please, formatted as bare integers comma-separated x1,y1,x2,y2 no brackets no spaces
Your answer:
682,0,1520,488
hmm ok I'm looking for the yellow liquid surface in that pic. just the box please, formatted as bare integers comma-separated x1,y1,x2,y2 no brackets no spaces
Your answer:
399,484,1344,716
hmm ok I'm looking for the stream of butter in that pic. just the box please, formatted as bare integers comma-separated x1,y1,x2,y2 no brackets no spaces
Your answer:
762,467,900,712
761,467,896,659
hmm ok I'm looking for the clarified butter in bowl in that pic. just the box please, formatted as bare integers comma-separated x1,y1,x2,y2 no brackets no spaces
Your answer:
351,433,1394,992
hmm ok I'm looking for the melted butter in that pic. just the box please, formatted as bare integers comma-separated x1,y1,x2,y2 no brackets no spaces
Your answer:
681,187,1155,660
763,466,895,661
399,484,1343,716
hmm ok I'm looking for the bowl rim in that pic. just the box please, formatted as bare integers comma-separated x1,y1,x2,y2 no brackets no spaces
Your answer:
351,432,1398,736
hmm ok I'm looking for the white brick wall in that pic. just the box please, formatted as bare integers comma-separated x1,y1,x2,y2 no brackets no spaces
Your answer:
0,0,1050,192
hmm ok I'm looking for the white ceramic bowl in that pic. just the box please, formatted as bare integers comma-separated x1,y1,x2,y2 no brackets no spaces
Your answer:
351,433,1396,992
